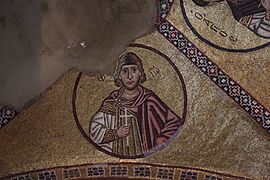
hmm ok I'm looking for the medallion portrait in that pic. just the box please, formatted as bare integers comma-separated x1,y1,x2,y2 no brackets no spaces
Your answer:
180,0,270,52
73,45,187,158
192,0,270,39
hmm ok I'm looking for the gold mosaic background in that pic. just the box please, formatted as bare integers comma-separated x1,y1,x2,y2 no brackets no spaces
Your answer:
1,0,270,179
182,0,269,49
169,0,270,110
76,47,185,134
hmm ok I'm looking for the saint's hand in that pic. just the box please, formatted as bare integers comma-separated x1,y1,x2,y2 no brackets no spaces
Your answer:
261,0,270,11
117,124,131,138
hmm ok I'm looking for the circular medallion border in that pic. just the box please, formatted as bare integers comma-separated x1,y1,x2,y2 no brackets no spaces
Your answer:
72,43,188,159
179,0,270,53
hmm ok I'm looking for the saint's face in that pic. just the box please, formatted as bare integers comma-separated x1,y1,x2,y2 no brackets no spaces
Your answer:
119,64,142,90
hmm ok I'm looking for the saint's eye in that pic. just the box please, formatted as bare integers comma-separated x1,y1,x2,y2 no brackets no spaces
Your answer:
132,67,137,73
122,68,128,74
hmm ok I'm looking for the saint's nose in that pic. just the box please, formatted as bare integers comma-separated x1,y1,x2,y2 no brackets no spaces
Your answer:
127,69,133,80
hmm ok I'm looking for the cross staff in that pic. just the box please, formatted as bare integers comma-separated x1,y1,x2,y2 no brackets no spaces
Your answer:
119,108,133,147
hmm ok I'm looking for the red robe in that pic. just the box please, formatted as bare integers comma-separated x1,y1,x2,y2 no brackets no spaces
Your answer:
100,85,184,153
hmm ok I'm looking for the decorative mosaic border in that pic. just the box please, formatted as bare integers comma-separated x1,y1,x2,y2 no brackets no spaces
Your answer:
2,162,253,180
0,106,18,129
156,0,270,134
156,0,174,23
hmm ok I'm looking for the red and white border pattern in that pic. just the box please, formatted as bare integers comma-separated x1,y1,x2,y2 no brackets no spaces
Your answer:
0,106,18,129
156,0,270,134
157,0,174,22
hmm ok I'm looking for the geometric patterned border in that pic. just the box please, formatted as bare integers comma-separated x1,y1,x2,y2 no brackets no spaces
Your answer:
1,162,253,180
157,0,174,22
2,0,269,135
156,0,270,134
0,106,18,129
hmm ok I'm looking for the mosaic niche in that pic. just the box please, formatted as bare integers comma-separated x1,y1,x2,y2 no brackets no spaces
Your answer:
73,45,187,158
180,0,270,52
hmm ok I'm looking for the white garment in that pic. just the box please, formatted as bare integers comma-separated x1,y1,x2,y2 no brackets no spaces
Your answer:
249,12,270,38
89,112,115,152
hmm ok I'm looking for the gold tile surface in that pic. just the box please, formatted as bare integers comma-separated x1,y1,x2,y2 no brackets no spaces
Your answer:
1,1,270,179
167,0,270,110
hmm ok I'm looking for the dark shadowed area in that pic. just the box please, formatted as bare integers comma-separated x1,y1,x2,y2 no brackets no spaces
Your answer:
0,0,156,111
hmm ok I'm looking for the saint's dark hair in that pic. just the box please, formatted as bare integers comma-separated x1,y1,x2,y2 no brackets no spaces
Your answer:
114,52,146,87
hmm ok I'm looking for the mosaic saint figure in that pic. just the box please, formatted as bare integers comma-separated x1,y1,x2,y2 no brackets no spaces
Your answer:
192,0,270,38
89,52,183,157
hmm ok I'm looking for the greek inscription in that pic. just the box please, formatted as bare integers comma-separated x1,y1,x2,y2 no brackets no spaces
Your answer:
229,36,237,42
203,18,212,27
210,24,219,32
219,31,227,37
191,10,238,43
149,66,160,78
194,12,203,20
97,74,106,82
148,66,164,80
